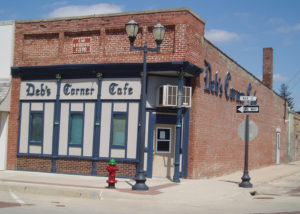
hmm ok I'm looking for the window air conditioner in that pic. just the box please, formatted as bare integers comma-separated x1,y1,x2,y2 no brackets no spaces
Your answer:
158,85,178,107
157,85,192,108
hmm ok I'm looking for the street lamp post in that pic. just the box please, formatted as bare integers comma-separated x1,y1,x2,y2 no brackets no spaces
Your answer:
239,113,253,188
125,18,165,191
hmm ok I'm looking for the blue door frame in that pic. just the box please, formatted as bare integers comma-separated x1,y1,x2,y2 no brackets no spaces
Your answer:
146,109,190,178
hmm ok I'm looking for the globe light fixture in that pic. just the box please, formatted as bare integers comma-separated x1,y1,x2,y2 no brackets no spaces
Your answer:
125,18,139,45
125,18,165,191
152,21,166,46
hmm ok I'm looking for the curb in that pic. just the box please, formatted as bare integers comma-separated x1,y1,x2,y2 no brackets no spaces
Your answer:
0,181,172,201
0,182,104,199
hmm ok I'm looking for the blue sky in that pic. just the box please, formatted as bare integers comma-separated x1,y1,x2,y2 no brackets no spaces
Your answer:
1,0,300,111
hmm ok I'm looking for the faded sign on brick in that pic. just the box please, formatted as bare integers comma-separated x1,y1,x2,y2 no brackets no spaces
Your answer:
72,37,91,54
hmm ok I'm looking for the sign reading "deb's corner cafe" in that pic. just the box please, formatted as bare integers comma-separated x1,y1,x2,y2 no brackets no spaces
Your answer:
20,78,141,100
20,79,98,100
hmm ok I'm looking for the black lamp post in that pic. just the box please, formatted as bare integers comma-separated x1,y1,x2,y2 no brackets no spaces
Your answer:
125,18,165,191
239,113,253,188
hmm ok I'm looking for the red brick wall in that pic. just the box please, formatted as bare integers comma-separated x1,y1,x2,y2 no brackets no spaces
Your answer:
9,9,204,171
263,48,273,89
97,161,136,177
23,33,60,59
7,76,21,169
16,157,136,177
17,157,52,172
13,10,204,67
188,40,287,178
9,9,287,179
56,159,93,175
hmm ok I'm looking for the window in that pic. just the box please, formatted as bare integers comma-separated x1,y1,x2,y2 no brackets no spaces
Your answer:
70,113,83,145
182,86,192,107
29,112,43,143
167,85,178,106
156,128,171,153
112,114,127,147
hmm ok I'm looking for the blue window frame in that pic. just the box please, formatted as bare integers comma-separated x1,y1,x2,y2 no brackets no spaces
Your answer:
69,113,84,146
111,113,127,148
29,112,43,145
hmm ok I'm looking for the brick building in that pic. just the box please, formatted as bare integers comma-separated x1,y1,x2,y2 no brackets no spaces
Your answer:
7,8,288,180
294,113,300,161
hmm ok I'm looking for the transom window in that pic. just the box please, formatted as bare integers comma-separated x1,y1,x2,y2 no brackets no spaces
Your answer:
156,128,172,153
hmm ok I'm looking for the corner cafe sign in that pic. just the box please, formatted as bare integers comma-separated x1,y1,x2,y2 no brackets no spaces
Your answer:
203,60,257,104
20,78,141,100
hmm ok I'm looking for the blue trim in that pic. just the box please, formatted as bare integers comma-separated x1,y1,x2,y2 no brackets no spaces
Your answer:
111,145,125,149
108,103,113,158
146,107,177,113
156,114,177,124
19,99,56,102
173,69,183,183
42,102,45,154
125,102,129,159
17,102,23,154
17,153,53,158
60,99,97,102
12,61,203,79
82,102,85,157
17,153,138,162
27,102,31,153
181,108,190,178
92,75,102,175
29,141,43,146
51,78,61,172
146,110,156,178
101,99,140,102
135,99,142,177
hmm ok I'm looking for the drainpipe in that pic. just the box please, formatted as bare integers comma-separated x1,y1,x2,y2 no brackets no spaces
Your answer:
173,69,183,182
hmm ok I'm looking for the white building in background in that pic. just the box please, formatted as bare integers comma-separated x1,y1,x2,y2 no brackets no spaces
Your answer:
0,21,14,170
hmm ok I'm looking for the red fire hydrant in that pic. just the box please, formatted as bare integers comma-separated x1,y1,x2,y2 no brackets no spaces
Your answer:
106,159,118,189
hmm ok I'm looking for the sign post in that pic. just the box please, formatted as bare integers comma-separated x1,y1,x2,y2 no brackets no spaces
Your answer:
237,96,259,188
239,113,252,188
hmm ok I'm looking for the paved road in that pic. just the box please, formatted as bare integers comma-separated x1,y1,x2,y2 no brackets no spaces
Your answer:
1,173,300,214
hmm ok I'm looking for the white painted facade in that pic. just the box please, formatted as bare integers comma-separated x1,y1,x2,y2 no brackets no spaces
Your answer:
18,78,140,161
0,21,14,170
0,21,14,79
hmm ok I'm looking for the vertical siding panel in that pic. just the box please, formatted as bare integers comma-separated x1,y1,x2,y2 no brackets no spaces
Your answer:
58,103,69,155
99,103,112,157
43,102,54,155
83,102,95,157
19,103,30,154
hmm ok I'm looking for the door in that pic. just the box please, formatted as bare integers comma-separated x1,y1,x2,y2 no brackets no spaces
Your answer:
152,124,175,178
276,130,280,164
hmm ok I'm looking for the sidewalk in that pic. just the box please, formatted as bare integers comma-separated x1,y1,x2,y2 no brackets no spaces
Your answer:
0,161,299,203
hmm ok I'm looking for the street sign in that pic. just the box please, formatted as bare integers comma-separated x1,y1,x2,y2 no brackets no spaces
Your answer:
239,96,257,101
238,120,258,141
236,105,259,113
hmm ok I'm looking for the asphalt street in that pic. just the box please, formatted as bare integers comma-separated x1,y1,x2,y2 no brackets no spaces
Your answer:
0,171,300,214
